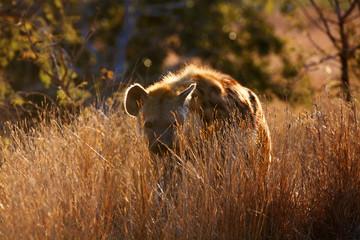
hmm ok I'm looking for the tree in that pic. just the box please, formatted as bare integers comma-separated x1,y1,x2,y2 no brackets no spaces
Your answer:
0,0,291,123
0,0,93,111
299,0,360,101
125,0,284,92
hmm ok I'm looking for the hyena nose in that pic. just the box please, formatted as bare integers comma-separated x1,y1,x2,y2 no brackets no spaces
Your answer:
150,141,169,155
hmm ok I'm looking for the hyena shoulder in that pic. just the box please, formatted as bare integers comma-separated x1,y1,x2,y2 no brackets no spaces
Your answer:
147,65,262,125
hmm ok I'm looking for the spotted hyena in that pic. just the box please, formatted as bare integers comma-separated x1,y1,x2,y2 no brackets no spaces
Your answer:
124,64,271,169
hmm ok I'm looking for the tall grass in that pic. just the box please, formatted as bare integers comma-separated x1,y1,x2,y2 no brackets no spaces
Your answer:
0,97,359,239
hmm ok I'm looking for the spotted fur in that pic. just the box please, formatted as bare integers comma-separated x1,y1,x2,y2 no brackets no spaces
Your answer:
124,64,271,167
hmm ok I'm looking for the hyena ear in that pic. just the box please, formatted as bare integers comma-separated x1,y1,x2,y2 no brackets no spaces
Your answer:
177,83,196,105
124,84,149,117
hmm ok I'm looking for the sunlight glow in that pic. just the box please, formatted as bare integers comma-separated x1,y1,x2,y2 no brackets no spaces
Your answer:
229,32,237,40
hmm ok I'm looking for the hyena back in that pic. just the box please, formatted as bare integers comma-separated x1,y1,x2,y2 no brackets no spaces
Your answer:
124,65,271,167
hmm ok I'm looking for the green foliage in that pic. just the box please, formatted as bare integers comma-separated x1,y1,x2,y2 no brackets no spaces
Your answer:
0,0,308,122
0,0,93,110
127,0,284,92
57,81,91,106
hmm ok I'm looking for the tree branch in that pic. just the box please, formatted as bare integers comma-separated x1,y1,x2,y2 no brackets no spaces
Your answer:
304,52,339,69
342,0,358,21
0,0,44,20
305,31,328,55
297,2,327,33
309,0,340,49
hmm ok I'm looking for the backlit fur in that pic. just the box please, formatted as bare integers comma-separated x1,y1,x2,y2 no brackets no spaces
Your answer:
124,64,271,167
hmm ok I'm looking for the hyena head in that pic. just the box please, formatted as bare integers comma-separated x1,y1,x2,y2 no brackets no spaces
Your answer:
124,83,196,155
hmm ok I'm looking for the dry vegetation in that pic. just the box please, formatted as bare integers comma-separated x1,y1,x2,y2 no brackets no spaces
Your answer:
0,96,360,239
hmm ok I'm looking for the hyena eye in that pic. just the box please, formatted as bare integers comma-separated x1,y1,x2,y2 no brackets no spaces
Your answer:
144,121,153,129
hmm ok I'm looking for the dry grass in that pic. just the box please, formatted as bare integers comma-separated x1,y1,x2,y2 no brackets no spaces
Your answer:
0,97,360,239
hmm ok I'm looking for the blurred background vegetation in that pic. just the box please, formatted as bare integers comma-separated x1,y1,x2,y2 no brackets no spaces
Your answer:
0,0,359,123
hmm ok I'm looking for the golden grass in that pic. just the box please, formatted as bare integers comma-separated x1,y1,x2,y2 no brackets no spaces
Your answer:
0,97,359,239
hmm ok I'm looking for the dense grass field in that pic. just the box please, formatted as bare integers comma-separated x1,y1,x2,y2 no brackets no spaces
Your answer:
0,97,359,239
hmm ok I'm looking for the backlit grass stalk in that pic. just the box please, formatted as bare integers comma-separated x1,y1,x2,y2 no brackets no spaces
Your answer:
0,98,359,239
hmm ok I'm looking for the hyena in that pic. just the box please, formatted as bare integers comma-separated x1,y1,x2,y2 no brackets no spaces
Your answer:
124,64,271,171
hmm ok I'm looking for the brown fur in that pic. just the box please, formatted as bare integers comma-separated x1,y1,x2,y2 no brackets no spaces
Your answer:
124,64,271,169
